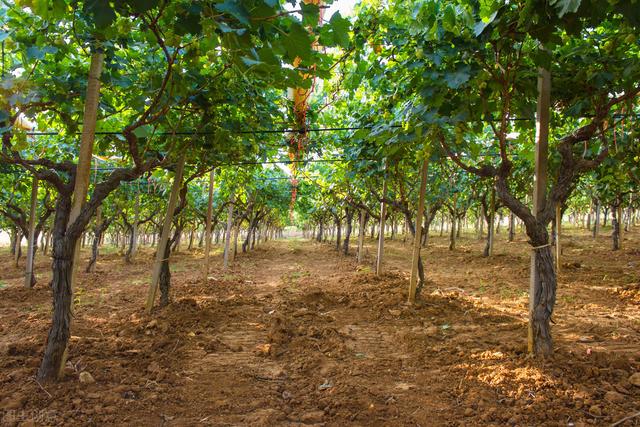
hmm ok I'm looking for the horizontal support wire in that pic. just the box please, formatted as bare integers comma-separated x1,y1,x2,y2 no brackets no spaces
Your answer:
19,125,399,136
8,112,636,137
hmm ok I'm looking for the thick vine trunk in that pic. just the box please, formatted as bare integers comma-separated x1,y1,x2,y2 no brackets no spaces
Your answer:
390,218,395,240
422,210,437,248
617,205,623,247
125,224,136,263
242,218,255,253
14,230,22,267
86,216,111,273
483,235,491,257
87,233,101,273
343,209,353,255
508,211,515,242
242,227,250,252
159,243,171,307
171,228,182,253
495,181,556,357
421,218,428,246
611,207,620,251
251,224,257,249
188,229,194,250
449,213,456,251
9,228,17,256
530,234,556,357
38,193,75,382
37,243,73,380
593,204,600,237
482,203,491,257
405,212,426,299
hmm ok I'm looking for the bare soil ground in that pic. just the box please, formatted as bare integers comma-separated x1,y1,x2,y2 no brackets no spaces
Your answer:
0,227,638,426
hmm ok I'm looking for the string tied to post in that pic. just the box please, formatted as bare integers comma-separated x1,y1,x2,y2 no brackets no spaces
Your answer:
531,243,552,251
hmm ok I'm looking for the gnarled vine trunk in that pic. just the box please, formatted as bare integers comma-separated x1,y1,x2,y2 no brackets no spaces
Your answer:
529,228,556,357
403,211,426,297
159,243,172,307
495,178,555,357
38,245,74,380
334,215,342,251
125,223,136,263
508,212,515,242
611,206,620,251
14,230,22,267
449,213,456,251
343,208,353,255
37,194,75,381
316,222,323,242
86,216,112,273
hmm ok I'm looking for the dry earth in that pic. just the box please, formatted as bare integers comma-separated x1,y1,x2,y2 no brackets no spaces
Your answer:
0,227,639,426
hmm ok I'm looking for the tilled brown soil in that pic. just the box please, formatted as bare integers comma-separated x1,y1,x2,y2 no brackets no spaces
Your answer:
0,228,639,426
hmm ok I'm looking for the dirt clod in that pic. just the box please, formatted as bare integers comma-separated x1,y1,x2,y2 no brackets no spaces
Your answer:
79,371,95,384
604,391,625,403
589,405,602,416
300,410,325,423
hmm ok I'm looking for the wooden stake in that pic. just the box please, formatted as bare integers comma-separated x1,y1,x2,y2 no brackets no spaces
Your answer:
130,182,140,260
376,171,387,275
68,51,103,227
58,51,104,378
357,210,365,263
529,66,550,355
24,176,38,287
203,170,215,281
145,154,186,313
223,193,234,270
408,158,428,304
67,51,104,277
